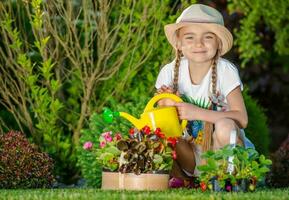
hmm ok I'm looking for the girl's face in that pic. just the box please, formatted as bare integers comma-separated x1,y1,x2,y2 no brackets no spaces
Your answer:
177,25,219,64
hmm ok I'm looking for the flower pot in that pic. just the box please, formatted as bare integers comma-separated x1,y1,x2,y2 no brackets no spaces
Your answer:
101,171,169,190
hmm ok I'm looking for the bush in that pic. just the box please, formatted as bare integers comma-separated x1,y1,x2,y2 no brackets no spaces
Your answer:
266,134,289,188
0,130,54,189
243,88,270,155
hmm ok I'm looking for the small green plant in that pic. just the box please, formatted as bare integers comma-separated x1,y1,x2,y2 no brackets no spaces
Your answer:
0,130,54,189
197,145,272,192
197,145,236,190
233,147,272,182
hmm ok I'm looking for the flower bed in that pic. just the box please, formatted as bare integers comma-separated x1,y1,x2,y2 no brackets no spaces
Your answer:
82,126,177,190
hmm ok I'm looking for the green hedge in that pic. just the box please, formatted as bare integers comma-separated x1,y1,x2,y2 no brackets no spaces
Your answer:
243,88,270,156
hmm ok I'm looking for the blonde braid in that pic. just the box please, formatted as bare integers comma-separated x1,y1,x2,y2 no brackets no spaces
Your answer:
202,50,220,153
211,59,217,96
173,49,182,94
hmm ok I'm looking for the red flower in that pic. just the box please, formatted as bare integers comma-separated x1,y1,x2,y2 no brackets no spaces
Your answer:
172,150,177,160
154,128,161,134
200,182,207,192
142,125,151,135
167,137,177,147
129,128,135,135
157,132,165,139
154,128,165,139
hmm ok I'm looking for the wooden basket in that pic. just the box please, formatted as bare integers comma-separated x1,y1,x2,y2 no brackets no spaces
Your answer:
101,171,169,190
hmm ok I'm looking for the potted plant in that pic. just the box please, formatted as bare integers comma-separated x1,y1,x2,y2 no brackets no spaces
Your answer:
83,126,176,190
197,145,272,192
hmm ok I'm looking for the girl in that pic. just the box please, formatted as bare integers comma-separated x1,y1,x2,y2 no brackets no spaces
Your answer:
155,4,254,187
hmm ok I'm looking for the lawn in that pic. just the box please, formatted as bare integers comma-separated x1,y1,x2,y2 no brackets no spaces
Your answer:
1,188,288,200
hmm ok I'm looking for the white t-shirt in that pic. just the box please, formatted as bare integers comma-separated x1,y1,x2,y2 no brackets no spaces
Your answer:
155,57,244,176
155,57,243,110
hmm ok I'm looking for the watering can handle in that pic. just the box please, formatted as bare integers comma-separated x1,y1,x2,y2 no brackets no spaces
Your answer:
144,93,187,131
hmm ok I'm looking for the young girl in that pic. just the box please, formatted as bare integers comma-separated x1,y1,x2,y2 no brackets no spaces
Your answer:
155,4,255,187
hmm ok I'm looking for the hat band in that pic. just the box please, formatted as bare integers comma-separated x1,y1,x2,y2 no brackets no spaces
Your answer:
179,19,223,25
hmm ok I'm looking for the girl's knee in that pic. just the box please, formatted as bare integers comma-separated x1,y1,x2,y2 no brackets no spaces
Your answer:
214,118,236,145
215,118,235,131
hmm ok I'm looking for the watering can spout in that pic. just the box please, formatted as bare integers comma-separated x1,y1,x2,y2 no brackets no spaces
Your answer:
119,112,145,130
102,108,144,129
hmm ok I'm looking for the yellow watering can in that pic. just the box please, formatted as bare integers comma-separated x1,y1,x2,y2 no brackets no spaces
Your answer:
103,93,187,137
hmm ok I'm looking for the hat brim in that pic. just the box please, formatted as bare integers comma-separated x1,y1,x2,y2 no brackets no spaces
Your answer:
164,22,233,56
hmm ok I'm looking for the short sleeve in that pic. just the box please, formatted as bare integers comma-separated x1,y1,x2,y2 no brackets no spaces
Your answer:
220,61,243,97
155,64,174,89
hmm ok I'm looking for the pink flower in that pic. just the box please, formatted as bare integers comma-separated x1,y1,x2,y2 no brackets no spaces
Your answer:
100,141,106,148
83,141,93,150
102,131,113,142
226,185,232,191
114,133,122,141
172,150,177,160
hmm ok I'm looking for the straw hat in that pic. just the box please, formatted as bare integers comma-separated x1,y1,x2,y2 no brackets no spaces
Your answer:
164,4,233,55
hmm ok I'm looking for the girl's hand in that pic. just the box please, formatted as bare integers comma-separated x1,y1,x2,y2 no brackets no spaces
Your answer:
155,85,179,107
156,85,174,94
174,102,201,120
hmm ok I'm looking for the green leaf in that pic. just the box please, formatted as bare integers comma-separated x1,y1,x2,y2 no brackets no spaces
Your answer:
105,146,120,155
41,36,50,46
259,167,270,173
263,159,272,165
252,161,259,169
153,154,163,164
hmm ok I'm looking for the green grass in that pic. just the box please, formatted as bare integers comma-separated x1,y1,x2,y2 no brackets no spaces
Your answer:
0,188,288,200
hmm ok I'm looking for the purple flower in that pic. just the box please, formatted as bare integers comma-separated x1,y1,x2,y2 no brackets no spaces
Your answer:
226,185,232,191
83,141,93,150
169,177,184,188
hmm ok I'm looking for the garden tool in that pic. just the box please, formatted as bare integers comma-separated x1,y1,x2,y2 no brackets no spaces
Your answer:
102,93,187,137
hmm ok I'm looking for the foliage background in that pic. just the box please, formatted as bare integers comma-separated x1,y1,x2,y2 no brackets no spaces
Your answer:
0,0,288,184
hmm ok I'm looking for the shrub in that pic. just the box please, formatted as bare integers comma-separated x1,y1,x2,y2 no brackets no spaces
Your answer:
0,130,54,189
266,134,289,188
243,88,270,155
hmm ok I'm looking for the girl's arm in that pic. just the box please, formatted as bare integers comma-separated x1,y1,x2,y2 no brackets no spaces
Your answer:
175,86,248,128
